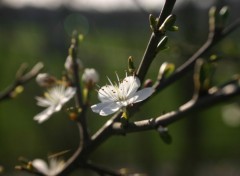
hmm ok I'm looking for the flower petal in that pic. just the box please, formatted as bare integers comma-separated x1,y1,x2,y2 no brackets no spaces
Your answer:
99,102,122,116
119,76,140,98
91,102,112,113
128,87,154,104
98,85,117,102
33,106,56,123
36,96,52,107
32,159,49,175
64,87,76,100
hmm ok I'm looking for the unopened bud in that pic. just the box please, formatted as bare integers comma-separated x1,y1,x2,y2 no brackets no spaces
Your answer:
36,73,57,87
218,6,229,29
149,14,158,33
64,55,83,73
156,36,169,53
82,68,99,89
128,56,135,74
10,86,24,98
144,79,153,87
159,14,177,33
158,62,175,80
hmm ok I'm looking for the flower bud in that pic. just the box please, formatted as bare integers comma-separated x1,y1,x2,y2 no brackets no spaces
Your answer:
36,73,57,87
158,62,175,80
64,55,83,73
82,68,99,89
144,79,153,87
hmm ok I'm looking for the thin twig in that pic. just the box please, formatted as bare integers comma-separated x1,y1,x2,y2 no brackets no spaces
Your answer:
112,80,240,134
57,122,84,176
154,17,240,92
84,161,123,176
137,0,176,83
0,62,44,101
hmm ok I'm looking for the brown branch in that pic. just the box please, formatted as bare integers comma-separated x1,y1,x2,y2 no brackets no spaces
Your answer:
112,81,240,134
154,17,240,92
136,0,176,83
84,161,123,176
0,62,44,101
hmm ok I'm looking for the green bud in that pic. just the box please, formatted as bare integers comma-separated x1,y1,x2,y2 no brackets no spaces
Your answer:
10,86,24,98
159,14,177,33
156,36,169,52
78,34,84,42
128,56,135,74
209,54,221,62
219,6,229,20
218,6,229,28
149,14,158,33
168,25,179,32
193,59,215,97
157,126,172,144
158,62,175,80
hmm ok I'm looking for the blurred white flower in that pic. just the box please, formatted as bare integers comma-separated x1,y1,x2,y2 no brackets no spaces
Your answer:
91,74,154,116
34,85,76,123
32,158,65,176
82,68,99,86
64,55,83,72
36,73,57,87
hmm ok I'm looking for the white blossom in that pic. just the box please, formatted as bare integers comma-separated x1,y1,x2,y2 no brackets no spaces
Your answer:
32,158,65,176
34,85,76,123
91,74,154,116
82,68,99,85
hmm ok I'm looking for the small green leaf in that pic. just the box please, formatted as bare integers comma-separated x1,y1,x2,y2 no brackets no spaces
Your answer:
157,126,172,144
156,36,168,52
128,56,135,74
159,14,177,33
149,14,158,33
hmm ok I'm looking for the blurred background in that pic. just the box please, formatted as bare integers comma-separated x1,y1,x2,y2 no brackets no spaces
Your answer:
0,0,240,175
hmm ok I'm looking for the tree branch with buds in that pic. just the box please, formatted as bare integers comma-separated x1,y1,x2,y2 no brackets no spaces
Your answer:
13,1,240,176
0,62,43,101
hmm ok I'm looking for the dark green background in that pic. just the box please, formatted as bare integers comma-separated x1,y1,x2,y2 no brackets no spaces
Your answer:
0,1,240,175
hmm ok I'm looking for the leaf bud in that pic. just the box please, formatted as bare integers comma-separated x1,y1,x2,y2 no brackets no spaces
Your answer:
159,14,177,33
128,56,135,74
157,126,172,144
156,36,169,53
158,62,175,80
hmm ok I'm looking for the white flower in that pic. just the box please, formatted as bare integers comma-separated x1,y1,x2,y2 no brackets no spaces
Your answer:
91,74,154,116
34,85,76,123
82,68,99,85
32,158,65,176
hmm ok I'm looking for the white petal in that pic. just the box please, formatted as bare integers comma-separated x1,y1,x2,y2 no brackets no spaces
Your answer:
128,87,154,104
119,76,140,98
98,85,116,102
91,102,112,113
36,97,52,107
64,87,76,100
33,106,56,123
32,159,49,175
100,102,122,116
